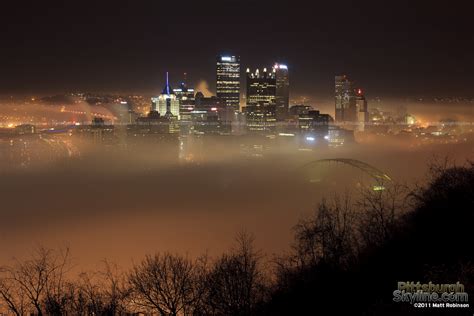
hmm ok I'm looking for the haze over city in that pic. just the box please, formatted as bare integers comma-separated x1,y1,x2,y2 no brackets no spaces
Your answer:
0,1,473,315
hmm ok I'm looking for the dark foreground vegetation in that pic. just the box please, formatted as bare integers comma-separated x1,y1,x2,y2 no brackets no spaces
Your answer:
1,161,473,315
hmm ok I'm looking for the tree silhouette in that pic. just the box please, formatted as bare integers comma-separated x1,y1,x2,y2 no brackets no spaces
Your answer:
128,252,202,315
202,232,266,316
0,247,71,316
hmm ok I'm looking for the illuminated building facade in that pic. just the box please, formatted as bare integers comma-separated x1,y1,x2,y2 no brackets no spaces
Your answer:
335,75,357,122
289,104,312,117
327,126,354,147
76,117,115,144
216,55,240,112
152,72,180,120
192,93,229,135
246,67,276,105
244,67,277,132
298,110,333,137
131,110,179,135
173,77,195,121
355,88,369,131
173,82,195,105
274,63,289,120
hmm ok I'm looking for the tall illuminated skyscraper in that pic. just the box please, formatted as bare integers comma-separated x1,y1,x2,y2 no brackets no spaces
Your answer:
355,88,369,131
335,75,357,122
273,63,289,120
246,67,276,105
152,72,180,119
244,67,277,131
216,55,240,112
173,73,195,105
173,73,195,121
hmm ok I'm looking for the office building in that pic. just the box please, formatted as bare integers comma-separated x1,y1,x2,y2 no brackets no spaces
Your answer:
173,77,195,105
327,126,355,147
152,72,180,119
130,110,179,136
355,88,369,131
244,67,277,132
173,75,195,121
191,93,230,134
75,117,115,144
274,63,289,120
298,110,333,134
246,67,276,105
335,75,357,122
289,104,313,117
216,55,240,112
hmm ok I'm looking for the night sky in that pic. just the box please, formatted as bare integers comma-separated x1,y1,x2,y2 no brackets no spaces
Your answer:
1,0,473,98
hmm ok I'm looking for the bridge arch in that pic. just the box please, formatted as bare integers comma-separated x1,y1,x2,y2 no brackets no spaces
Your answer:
301,158,392,184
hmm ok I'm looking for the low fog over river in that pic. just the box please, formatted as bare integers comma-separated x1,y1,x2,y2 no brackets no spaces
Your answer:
1,135,473,270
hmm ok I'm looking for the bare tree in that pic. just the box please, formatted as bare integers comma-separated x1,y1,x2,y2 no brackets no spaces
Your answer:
203,232,267,316
43,248,74,315
0,247,71,316
356,184,410,248
70,271,113,315
100,260,132,314
292,196,357,269
0,271,29,316
128,252,200,315
66,260,131,315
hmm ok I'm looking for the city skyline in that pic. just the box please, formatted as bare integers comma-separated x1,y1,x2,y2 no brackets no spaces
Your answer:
1,2,473,314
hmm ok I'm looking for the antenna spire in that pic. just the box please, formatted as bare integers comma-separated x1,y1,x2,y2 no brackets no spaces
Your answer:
165,72,170,94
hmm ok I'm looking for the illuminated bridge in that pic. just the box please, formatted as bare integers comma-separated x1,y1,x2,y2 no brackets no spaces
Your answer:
301,158,392,185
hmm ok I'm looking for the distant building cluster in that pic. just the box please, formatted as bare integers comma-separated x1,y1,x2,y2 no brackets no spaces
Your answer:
335,75,369,131
66,56,406,148
3,53,470,160
119,54,351,146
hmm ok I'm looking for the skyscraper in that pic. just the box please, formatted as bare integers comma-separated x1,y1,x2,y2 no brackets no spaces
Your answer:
355,88,369,131
246,67,276,105
244,67,277,131
173,73,195,121
274,63,289,120
152,72,180,119
173,74,195,105
335,75,357,122
216,55,240,112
